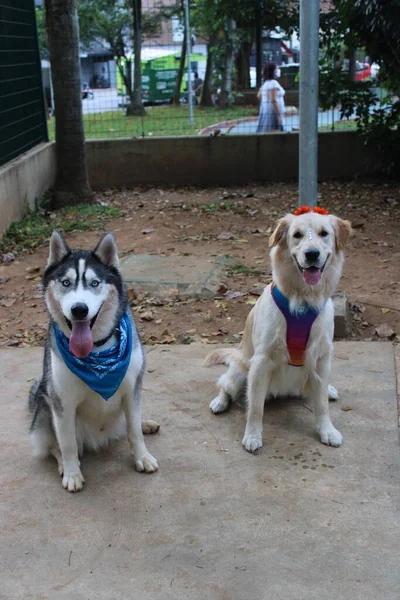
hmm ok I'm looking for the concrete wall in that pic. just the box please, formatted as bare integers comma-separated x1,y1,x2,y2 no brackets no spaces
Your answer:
0,131,376,239
0,142,56,237
86,131,374,189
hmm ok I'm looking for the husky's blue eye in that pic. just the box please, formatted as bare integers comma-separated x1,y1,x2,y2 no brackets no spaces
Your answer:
61,279,70,287
91,280,100,288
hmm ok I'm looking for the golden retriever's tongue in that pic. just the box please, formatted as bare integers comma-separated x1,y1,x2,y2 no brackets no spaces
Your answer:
303,267,322,286
69,321,93,358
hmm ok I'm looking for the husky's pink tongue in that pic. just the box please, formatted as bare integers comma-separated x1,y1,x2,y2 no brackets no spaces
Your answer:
302,267,322,286
69,321,93,358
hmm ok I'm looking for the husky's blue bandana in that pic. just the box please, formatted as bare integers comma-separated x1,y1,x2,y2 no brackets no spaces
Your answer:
54,312,133,400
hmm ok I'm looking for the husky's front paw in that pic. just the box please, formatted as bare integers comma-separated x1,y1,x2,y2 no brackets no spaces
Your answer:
134,452,159,473
62,470,85,492
317,424,343,447
242,432,263,453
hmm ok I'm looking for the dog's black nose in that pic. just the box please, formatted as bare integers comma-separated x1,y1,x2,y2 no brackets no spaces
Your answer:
71,302,89,320
305,248,320,264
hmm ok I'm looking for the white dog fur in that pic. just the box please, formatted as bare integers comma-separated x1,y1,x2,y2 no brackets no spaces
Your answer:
206,210,352,453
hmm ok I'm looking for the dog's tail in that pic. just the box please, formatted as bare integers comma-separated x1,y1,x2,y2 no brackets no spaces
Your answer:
204,347,242,367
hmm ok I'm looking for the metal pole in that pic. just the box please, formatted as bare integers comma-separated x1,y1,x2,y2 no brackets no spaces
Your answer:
299,0,320,207
184,0,194,125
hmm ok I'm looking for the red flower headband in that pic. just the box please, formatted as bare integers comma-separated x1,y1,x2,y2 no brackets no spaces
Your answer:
293,206,329,216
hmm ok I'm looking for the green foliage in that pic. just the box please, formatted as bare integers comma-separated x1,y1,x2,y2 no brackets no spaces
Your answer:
35,6,49,59
0,204,122,255
318,0,400,177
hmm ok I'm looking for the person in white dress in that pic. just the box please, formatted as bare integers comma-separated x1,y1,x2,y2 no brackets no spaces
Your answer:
256,62,285,133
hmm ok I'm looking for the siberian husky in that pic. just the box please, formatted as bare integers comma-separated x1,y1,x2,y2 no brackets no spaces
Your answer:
206,207,352,453
29,230,159,492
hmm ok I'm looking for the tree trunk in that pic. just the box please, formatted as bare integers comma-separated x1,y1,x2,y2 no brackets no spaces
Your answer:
349,47,357,82
127,0,146,116
199,36,215,107
45,0,94,207
235,38,252,90
255,2,262,89
219,17,236,109
172,30,187,106
117,59,135,111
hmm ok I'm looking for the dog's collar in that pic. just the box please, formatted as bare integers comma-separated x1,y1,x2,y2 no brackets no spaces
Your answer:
93,328,119,348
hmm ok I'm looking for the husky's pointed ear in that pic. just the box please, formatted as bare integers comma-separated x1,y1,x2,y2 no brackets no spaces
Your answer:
269,215,292,248
93,232,119,268
332,217,352,252
48,230,70,266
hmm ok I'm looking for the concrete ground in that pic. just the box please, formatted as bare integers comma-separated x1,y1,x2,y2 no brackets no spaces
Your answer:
1,342,399,600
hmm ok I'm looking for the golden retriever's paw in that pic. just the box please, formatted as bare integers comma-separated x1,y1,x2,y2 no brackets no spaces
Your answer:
62,470,85,492
328,385,339,401
210,396,229,414
242,432,263,453
134,452,159,473
317,424,343,447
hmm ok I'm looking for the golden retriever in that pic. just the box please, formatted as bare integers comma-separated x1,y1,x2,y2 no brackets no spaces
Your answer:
206,207,352,453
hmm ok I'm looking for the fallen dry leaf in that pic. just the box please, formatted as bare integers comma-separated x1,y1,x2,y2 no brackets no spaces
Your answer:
2,253,15,264
246,298,258,306
217,232,235,241
225,290,244,300
375,323,395,338
341,407,353,412
249,286,264,296
380,308,391,314
1,298,15,308
140,311,154,322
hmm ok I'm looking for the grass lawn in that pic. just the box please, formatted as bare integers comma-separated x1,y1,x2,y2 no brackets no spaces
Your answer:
47,105,258,140
319,119,358,132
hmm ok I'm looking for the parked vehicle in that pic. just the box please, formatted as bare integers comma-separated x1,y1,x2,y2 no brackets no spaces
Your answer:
355,62,371,81
116,50,206,105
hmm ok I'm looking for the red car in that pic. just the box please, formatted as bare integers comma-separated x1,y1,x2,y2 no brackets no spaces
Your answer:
355,62,371,81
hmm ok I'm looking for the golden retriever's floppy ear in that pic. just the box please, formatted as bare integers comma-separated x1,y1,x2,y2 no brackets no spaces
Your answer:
333,217,352,251
269,215,292,248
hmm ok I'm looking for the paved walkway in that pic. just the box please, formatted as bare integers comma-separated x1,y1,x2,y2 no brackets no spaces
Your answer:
1,342,399,600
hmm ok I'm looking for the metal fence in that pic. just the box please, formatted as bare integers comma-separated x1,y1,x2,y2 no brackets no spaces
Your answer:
41,1,372,140
0,0,48,167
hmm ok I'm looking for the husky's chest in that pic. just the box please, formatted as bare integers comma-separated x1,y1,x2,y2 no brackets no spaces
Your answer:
50,342,143,422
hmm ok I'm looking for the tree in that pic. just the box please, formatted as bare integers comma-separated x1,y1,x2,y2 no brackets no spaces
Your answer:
319,0,400,176
79,0,161,116
193,0,297,108
44,0,94,207
129,0,146,116
36,7,49,59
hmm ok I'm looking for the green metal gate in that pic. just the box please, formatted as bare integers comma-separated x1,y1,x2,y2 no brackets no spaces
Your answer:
0,0,48,167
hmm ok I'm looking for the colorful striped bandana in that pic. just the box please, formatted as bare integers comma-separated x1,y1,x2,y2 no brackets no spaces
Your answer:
271,283,321,367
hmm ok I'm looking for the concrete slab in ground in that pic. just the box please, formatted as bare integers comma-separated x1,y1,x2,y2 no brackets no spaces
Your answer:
119,254,231,298
1,342,399,600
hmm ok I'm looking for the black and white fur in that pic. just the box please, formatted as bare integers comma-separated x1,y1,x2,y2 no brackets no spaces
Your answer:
29,230,159,492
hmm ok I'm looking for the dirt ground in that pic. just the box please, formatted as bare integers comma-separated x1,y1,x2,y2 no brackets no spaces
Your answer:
0,181,399,348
